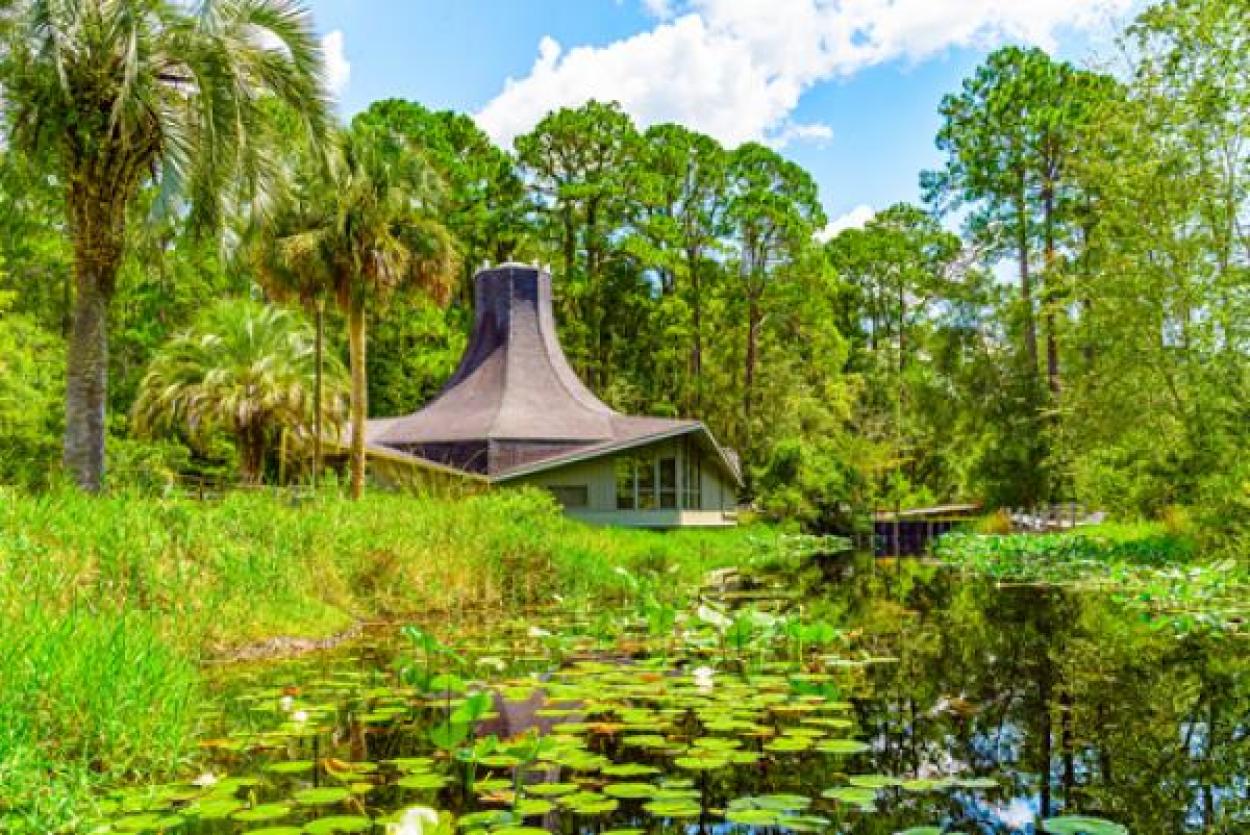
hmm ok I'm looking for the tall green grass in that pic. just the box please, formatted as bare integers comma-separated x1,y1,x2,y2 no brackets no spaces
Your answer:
0,486,775,830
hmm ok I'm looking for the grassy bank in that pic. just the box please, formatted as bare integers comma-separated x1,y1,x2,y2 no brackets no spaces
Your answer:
0,487,779,831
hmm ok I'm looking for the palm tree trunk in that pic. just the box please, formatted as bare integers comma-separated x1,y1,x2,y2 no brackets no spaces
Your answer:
313,298,325,489
348,297,368,499
239,424,266,484
64,233,121,492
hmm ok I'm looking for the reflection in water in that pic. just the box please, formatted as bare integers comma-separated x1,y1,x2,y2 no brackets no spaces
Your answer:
173,555,1248,835
812,554,1250,833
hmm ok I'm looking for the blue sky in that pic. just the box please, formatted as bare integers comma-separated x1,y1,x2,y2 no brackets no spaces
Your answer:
306,0,1133,235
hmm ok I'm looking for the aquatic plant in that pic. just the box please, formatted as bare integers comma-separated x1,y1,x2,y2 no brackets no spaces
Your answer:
936,529,1249,633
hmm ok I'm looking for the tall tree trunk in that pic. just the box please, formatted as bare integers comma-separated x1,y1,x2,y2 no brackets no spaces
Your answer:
1016,180,1040,377
313,298,325,489
1042,184,1062,397
743,290,760,462
64,229,122,492
348,297,368,500
688,246,703,413
587,198,605,391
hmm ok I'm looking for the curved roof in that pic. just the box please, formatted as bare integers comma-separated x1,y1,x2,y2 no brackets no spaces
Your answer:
369,264,740,485
375,264,625,445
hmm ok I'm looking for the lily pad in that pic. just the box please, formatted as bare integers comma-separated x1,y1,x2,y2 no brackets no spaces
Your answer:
303,815,372,834
1042,817,1129,835
292,787,350,807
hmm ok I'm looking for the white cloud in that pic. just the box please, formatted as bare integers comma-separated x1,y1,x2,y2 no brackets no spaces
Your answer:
767,121,834,149
322,30,351,97
816,204,875,242
475,0,1132,148
641,0,675,20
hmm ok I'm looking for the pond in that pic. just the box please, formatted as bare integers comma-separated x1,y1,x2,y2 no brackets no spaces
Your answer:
94,555,1249,835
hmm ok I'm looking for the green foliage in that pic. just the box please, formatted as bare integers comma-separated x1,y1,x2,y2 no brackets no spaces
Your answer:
132,299,348,484
0,292,63,486
0,0,331,490
2,0,1248,536
0,485,780,828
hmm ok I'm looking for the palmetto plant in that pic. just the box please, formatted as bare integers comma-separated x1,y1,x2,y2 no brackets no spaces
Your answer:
0,0,330,491
257,122,459,498
131,299,347,483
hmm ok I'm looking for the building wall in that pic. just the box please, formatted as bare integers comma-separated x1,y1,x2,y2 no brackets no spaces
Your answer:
509,437,738,527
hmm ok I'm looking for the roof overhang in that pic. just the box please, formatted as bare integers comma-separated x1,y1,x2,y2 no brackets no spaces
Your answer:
323,437,491,483
491,422,743,488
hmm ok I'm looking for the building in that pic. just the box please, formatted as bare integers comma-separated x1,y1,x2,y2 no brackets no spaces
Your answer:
362,263,741,527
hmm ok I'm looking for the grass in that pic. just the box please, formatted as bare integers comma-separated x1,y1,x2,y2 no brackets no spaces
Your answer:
0,486,780,832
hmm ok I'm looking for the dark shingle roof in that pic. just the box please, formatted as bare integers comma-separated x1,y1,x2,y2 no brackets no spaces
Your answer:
368,264,739,484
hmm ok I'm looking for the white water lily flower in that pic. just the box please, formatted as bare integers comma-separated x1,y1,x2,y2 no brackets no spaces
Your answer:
527,625,552,638
696,604,732,630
387,805,440,835
292,709,309,724
278,695,294,712
191,771,218,788
692,666,716,691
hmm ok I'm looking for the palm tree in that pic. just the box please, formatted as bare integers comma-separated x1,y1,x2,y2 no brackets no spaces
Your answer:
1,0,330,491
258,123,459,499
132,299,348,484
247,169,335,487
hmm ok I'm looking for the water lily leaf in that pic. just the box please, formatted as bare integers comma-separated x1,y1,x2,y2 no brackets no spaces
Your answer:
815,739,869,755
110,813,185,832
302,815,372,833
643,799,703,818
512,798,554,817
674,754,728,771
752,794,811,811
602,762,661,777
820,786,876,810
385,757,435,773
726,809,780,826
603,782,658,799
900,778,952,793
292,787,349,807
456,810,516,829
1041,817,1129,835
952,776,998,790
232,804,292,823
186,799,244,820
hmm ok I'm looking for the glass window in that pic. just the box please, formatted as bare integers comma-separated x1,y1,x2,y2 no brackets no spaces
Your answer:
637,455,657,510
683,443,702,510
547,485,589,509
659,457,677,508
615,458,635,510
